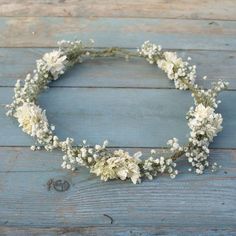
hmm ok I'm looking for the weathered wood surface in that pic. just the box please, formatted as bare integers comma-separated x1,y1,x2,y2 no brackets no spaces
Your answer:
1,227,236,236
1,49,236,89
0,147,235,228
1,88,236,148
0,0,236,20
0,17,236,50
0,0,236,235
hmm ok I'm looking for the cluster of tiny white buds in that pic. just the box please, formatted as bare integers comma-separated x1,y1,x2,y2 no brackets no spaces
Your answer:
142,154,178,180
139,41,196,90
167,138,183,152
57,39,82,48
137,40,162,64
211,162,222,172
186,104,223,174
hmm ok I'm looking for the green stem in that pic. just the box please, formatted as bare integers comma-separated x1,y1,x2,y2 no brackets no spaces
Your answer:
84,48,140,58
170,149,186,161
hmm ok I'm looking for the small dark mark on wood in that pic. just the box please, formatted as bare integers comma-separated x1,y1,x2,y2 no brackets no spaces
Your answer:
224,171,228,174
208,21,219,26
103,214,113,224
47,179,70,192
53,179,70,192
47,179,54,191
4,221,8,225
222,202,225,205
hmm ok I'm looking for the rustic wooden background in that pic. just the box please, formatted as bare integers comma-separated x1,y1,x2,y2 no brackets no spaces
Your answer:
0,1,236,235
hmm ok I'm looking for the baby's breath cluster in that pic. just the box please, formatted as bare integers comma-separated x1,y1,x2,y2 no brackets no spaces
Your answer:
186,104,223,174
167,138,183,153
6,40,228,184
142,149,178,180
138,41,196,90
192,80,228,108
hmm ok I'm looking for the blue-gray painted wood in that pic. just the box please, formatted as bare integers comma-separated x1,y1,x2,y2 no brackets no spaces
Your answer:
0,147,235,173
0,2,236,234
0,161,235,228
0,17,236,50
1,227,236,236
0,148,235,229
0,88,235,148
1,48,236,89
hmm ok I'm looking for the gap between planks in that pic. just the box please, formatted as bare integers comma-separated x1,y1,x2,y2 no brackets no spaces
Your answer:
1,86,236,92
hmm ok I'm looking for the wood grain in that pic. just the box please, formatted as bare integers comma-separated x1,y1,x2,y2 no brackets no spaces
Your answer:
0,148,235,228
1,48,236,89
0,17,236,50
1,147,235,173
0,0,236,233
0,0,236,20
1,226,236,236
1,88,235,148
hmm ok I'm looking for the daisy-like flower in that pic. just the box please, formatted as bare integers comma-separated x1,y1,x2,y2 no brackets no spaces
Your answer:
188,104,223,141
163,52,184,67
194,104,215,121
37,50,67,79
14,102,49,137
90,149,142,184
186,103,223,174
157,52,184,78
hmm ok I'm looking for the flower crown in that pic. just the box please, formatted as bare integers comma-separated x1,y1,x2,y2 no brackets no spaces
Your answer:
6,40,228,184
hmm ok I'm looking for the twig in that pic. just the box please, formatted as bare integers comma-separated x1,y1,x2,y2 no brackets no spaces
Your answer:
103,214,113,224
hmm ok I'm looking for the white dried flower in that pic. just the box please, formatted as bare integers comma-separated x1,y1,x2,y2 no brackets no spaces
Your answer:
14,102,48,137
90,149,141,184
37,50,67,79
186,103,223,173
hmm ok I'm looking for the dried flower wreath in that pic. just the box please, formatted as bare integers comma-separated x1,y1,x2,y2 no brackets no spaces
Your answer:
6,40,228,184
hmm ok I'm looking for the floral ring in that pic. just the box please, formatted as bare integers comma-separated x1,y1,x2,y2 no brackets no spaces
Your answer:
6,40,228,184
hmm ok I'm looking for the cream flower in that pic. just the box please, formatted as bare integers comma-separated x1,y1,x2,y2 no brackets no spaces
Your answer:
157,60,174,76
194,104,214,121
186,103,223,174
37,50,67,79
90,149,141,184
163,52,184,67
14,102,48,136
188,104,223,140
157,52,184,77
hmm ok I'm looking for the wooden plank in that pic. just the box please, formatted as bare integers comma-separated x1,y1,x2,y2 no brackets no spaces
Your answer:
1,226,236,236
0,148,235,227
1,48,236,89
0,17,236,50
1,147,235,173
0,88,235,148
0,0,236,21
